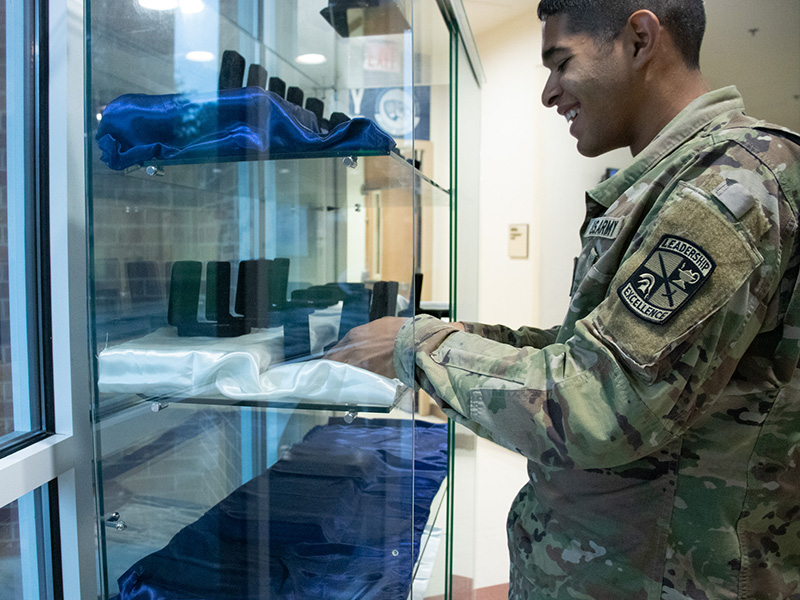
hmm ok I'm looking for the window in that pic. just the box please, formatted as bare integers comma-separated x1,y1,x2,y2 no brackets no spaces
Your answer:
0,495,28,598
0,0,52,458
0,485,60,599
0,0,66,598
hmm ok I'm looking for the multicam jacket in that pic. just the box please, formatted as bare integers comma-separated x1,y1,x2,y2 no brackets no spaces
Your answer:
394,87,800,600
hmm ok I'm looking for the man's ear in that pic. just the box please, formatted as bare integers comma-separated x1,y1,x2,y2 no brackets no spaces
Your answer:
625,9,662,68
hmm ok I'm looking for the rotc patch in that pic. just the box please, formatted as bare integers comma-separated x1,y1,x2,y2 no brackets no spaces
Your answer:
617,235,715,324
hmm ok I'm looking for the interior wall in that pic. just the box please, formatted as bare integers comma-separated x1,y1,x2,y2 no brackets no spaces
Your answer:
475,11,632,330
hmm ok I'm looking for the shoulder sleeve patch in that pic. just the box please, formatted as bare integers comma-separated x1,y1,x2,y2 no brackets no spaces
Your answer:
592,181,764,380
618,235,715,325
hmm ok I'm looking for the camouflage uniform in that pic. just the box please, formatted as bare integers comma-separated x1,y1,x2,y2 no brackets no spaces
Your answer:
394,87,800,599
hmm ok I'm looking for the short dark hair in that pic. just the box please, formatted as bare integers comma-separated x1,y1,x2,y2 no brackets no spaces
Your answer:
537,0,706,69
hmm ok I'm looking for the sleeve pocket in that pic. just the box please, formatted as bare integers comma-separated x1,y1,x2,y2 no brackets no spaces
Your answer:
429,343,530,386
591,181,763,382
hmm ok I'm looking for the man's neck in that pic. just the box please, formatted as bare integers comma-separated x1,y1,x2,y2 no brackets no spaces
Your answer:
630,70,710,156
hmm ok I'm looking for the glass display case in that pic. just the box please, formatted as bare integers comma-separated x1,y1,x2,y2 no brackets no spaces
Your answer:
86,1,479,598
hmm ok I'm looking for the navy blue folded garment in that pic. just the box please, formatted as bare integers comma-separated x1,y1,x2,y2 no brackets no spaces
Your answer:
115,418,447,600
96,87,397,171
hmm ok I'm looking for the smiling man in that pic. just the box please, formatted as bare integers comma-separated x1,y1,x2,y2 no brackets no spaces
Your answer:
540,3,709,159
328,1,800,598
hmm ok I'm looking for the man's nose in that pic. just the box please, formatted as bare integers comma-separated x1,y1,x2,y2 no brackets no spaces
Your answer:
541,73,560,108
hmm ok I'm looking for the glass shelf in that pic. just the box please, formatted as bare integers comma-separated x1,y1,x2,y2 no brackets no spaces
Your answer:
129,149,450,193
92,152,449,206
148,383,410,414
137,148,391,169
95,376,409,424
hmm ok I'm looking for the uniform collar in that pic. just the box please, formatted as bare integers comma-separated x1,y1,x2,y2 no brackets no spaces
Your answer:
587,86,745,208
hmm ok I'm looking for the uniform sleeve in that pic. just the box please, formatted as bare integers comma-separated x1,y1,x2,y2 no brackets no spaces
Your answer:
395,314,677,467
461,322,560,348
394,144,791,470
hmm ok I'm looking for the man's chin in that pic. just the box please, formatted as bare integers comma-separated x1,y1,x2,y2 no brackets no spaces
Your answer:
576,137,621,158
576,142,603,158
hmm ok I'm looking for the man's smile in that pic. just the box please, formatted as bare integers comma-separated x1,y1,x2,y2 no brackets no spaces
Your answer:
565,106,581,123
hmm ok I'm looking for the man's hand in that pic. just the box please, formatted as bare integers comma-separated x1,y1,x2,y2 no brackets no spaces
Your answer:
324,317,408,379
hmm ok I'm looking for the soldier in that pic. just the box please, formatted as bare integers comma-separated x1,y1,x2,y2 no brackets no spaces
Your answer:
329,0,800,597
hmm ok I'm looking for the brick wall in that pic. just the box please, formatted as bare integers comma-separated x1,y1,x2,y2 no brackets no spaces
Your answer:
91,164,240,346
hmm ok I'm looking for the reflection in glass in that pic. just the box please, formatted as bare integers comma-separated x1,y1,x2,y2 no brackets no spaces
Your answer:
1,0,44,447
0,488,50,599
0,498,23,598
0,0,11,440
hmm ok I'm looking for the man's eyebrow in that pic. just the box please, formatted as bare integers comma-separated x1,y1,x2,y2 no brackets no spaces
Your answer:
542,46,568,65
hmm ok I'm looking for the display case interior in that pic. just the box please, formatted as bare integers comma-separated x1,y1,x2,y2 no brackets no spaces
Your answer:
87,1,462,598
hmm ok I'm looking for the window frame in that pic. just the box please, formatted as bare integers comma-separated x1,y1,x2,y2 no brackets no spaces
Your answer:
0,0,56,461
0,0,97,597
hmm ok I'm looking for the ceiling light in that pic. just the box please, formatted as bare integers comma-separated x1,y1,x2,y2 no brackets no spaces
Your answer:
139,0,179,10
296,53,327,65
179,0,204,14
186,50,215,62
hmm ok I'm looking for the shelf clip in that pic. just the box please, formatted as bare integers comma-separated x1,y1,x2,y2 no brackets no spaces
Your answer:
343,409,358,424
342,156,358,169
105,512,127,531
151,400,169,413
145,165,165,177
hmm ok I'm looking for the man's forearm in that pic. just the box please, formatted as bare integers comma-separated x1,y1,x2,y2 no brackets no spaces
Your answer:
461,322,561,348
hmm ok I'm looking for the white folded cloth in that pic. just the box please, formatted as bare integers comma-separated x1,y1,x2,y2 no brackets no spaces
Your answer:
97,322,401,408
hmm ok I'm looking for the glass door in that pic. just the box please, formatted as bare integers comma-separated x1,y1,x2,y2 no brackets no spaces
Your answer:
86,1,456,598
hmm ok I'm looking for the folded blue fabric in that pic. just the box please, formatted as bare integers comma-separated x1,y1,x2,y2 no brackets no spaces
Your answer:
96,87,397,171
114,418,447,600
